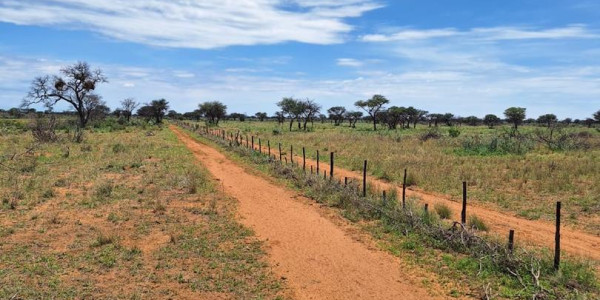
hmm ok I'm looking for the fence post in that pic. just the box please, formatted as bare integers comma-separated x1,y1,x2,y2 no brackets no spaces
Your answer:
251,136,254,151
424,204,429,214
344,177,348,186
554,201,561,270
508,230,515,253
316,150,320,174
402,169,407,209
461,181,467,224
268,140,271,157
258,139,262,154
279,143,282,161
324,170,327,180
330,152,334,180
363,160,367,197
382,191,387,206
290,145,293,166
302,147,306,172
311,165,313,174
246,135,249,148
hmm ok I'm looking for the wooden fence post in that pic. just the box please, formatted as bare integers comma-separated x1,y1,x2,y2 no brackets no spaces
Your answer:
554,201,561,270
290,145,293,166
316,150,320,174
302,147,306,172
279,143,282,161
251,136,254,151
424,204,429,214
382,191,387,206
402,169,407,209
508,230,515,253
268,140,271,157
363,160,367,197
258,139,262,154
330,152,334,180
344,177,348,186
461,181,467,224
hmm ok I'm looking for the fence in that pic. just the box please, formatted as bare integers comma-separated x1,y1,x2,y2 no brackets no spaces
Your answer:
175,121,564,271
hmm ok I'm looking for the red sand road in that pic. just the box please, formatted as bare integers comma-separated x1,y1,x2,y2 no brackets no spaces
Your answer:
214,128,600,264
171,126,445,300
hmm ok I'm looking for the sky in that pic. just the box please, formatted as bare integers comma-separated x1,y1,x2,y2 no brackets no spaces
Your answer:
0,0,599,119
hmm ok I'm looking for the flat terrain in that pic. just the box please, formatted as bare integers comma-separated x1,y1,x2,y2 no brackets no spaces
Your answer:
0,125,286,299
217,121,600,234
171,125,444,299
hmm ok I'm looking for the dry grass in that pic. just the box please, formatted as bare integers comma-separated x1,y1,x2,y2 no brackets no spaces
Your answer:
0,123,287,299
214,120,600,233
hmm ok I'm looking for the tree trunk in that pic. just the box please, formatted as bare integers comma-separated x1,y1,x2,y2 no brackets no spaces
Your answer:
372,117,377,131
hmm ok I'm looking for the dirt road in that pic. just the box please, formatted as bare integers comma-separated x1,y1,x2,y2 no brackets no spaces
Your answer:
171,126,445,300
212,128,600,263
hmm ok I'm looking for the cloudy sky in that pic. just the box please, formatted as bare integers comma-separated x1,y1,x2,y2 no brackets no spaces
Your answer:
1,0,599,118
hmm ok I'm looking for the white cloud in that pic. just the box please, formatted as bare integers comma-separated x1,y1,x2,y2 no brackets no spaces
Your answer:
362,25,597,42
0,0,380,49
337,58,364,67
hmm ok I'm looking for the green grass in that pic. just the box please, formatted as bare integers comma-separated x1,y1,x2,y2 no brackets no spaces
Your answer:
204,120,600,233
0,122,287,299
181,121,599,299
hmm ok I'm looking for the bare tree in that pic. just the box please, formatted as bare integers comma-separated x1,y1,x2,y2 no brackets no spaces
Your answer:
22,61,107,128
120,98,139,122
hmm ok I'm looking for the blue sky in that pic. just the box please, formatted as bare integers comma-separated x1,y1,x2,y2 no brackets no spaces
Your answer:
1,0,599,119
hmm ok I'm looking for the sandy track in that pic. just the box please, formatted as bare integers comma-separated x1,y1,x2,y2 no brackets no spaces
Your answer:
171,126,443,300
230,133,600,263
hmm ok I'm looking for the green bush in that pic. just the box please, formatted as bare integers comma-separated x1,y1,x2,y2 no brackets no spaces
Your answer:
448,127,461,138
434,204,452,219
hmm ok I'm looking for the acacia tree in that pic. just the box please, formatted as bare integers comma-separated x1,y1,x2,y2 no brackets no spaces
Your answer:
277,97,304,131
504,107,526,130
594,110,600,124
120,98,139,122
345,111,363,128
274,111,285,124
483,114,501,128
354,95,389,130
255,112,267,121
537,114,558,128
199,101,227,125
137,99,169,124
300,99,321,130
327,106,346,126
23,61,107,128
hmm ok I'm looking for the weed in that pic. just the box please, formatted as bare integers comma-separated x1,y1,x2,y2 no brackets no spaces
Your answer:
468,215,489,231
435,204,452,219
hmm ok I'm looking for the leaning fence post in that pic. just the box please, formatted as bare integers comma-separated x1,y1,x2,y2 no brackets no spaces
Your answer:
554,201,561,270
402,169,407,208
461,181,467,224
279,143,282,161
508,230,515,253
362,160,367,197
344,177,348,187
268,140,271,157
330,152,334,180
302,147,306,172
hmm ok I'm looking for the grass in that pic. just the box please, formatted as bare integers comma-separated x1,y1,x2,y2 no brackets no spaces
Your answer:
182,121,599,299
209,120,600,234
0,120,287,299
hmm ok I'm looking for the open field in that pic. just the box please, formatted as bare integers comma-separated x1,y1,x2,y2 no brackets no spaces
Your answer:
214,120,600,234
178,122,599,299
0,123,286,299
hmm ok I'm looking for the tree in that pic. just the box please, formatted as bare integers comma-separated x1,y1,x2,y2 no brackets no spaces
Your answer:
89,100,111,122
274,111,285,125
120,98,139,122
583,118,595,128
327,106,346,126
442,113,454,126
594,110,600,124
483,114,501,128
229,113,246,122
199,101,227,125
137,99,169,124
167,110,181,120
277,97,304,131
504,107,526,130
537,114,558,128
300,99,321,130
354,95,389,130
183,109,203,121
345,111,363,128
255,112,268,121
23,61,107,128
428,113,443,127
7,108,23,118
464,116,480,126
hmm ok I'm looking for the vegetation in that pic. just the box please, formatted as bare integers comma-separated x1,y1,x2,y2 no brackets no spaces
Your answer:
0,121,286,298
183,122,598,299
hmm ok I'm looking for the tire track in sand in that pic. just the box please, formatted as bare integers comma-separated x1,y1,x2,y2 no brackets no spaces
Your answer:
171,126,445,300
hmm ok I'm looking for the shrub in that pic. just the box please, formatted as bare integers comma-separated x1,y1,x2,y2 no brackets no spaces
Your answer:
420,128,442,141
435,204,452,219
468,215,489,231
30,115,58,143
112,143,126,153
94,182,114,199
448,127,461,138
